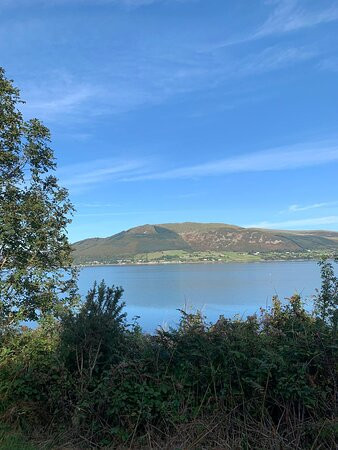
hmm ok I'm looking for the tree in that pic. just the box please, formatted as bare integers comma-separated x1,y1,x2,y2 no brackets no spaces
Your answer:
0,67,77,326
61,281,127,377
314,257,338,328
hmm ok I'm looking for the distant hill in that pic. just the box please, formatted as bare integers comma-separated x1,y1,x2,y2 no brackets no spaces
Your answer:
72,222,338,264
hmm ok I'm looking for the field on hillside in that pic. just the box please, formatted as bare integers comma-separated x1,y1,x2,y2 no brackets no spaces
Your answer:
77,249,333,266
131,250,261,263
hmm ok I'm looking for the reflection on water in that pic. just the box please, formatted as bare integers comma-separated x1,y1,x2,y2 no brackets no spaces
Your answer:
78,261,320,332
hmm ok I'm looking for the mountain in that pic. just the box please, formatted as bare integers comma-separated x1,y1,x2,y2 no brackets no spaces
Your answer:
72,222,338,264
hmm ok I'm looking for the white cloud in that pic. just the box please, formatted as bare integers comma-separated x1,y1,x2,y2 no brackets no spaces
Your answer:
246,216,338,229
255,0,338,38
56,140,338,190
123,140,338,181
235,45,315,76
287,201,338,212
4,1,330,123
204,1,338,51
19,71,100,121
18,69,157,121
18,44,316,122
59,158,147,189
23,87,96,118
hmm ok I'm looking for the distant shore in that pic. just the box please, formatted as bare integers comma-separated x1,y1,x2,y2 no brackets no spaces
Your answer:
75,257,320,268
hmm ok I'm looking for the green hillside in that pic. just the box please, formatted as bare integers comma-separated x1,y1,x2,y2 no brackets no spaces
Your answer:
72,222,338,264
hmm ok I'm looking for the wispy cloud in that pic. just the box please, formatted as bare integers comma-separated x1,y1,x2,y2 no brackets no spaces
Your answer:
5,1,331,123
286,201,338,212
18,67,165,122
18,44,316,122
205,1,338,51
234,45,315,76
123,140,338,181
246,216,338,229
59,158,148,190
56,140,338,190
23,86,96,119
255,0,338,38
20,71,100,121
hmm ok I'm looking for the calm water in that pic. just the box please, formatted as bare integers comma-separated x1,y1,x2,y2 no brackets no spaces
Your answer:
78,261,321,332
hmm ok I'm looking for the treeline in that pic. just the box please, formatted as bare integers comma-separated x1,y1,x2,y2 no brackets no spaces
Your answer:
0,259,337,449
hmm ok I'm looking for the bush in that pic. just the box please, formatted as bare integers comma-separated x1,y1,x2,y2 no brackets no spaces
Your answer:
60,280,127,374
0,262,337,448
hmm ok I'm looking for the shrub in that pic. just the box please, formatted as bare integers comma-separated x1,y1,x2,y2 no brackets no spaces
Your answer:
0,261,336,448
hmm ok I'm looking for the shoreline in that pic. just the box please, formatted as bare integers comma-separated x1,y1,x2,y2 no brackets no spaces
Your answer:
75,258,319,268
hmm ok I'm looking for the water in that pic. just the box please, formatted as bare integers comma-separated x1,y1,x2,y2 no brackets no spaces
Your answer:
78,261,321,332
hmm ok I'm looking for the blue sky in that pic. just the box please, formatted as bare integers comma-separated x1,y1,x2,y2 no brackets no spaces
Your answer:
2,0,338,242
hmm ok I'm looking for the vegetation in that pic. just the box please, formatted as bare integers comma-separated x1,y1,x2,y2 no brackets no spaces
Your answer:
78,249,336,266
0,68,77,327
133,250,261,263
0,68,337,448
0,262,337,449
0,423,35,450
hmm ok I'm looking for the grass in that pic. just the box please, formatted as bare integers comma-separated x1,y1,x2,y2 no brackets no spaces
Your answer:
0,424,36,450
131,250,262,263
77,249,333,266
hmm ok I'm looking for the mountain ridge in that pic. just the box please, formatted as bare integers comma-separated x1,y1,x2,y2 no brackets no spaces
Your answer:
72,222,338,264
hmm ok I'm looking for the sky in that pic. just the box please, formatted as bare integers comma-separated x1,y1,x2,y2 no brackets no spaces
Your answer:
2,0,338,242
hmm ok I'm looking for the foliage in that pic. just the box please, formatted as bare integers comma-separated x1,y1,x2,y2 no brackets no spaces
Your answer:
0,260,337,448
314,256,338,328
0,423,36,450
0,67,77,326
60,281,127,394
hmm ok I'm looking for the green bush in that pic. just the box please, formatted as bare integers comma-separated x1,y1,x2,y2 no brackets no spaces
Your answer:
0,262,337,448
